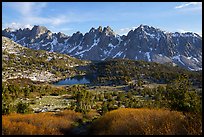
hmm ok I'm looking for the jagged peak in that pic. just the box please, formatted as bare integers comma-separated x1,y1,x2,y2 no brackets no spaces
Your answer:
137,24,157,31
31,25,48,32
103,26,112,31
31,25,49,37
106,25,112,30
138,24,152,29
72,31,83,37
138,24,145,29
98,26,103,32
76,31,82,34
57,32,67,38
133,24,167,37
3,27,16,32
127,29,134,36
102,26,115,36
88,25,116,36
22,27,31,31
89,27,96,33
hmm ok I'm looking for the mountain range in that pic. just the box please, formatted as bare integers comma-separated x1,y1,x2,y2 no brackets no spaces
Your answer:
2,24,202,71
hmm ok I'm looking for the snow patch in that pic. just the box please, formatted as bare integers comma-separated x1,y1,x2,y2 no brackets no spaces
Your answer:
144,31,161,42
193,57,199,62
104,50,108,55
188,67,193,71
104,43,117,58
75,38,100,55
79,54,84,58
78,46,83,50
113,51,123,58
116,35,123,44
172,55,185,66
182,56,199,63
68,46,78,53
101,57,106,61
16,37,25,43
68,41,82,53
145,32,156,38
156,36,160,42
42,42,50,47
123,54,126,59
60,45,67,53
11,33,17,41
172,32,198,38
187,67,202,71
108,43,116,48
51,37,58,45
145,52,151,62
50,44,54,52
49,37,58,52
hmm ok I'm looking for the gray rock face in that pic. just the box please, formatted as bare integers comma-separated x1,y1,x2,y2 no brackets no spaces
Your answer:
2,24,202,71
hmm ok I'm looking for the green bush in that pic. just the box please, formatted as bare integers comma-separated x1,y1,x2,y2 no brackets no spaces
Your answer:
16,101,30,114
166,75,202,113
2,103,12,115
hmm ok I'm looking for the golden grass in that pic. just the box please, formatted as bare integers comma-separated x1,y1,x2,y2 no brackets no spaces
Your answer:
90,108,201,135
2,110,82,135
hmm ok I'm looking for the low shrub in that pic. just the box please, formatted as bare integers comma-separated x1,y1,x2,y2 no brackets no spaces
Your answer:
2,110,82,135
89,108,201,135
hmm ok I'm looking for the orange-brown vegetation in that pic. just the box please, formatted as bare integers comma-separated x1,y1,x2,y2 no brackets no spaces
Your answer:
2,110,82,135
84,110,101,121
90,108,202,135
2,108,201,135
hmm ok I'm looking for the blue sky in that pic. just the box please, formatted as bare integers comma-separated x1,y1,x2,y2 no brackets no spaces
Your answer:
2,2,202,36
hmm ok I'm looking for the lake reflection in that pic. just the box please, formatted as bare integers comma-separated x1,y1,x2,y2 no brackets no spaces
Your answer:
53,75,91,85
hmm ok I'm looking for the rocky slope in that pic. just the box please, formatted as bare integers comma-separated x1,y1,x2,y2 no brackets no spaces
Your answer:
2,24,202,71
2,36,88,82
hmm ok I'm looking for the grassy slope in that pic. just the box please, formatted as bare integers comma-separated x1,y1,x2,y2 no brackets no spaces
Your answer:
2,36,88,82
